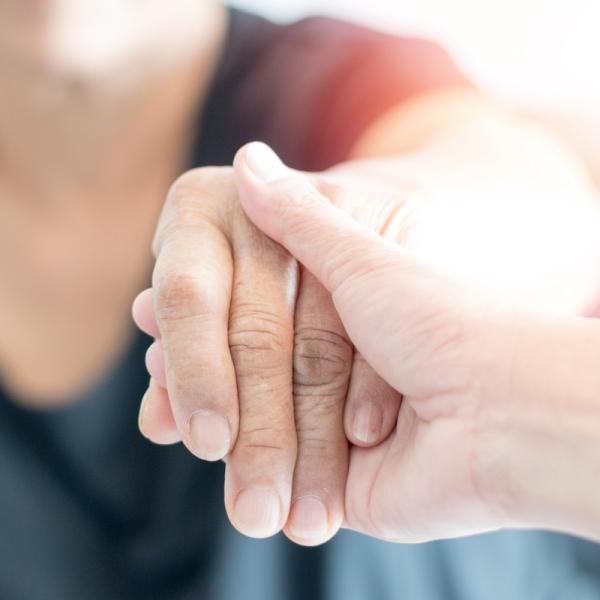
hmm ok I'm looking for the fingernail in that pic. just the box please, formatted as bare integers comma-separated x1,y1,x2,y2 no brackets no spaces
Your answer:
189,410,231,461
233,487,282,538
245,142,289,183
288,496,329,541
138,389,150,437
352,402,383,444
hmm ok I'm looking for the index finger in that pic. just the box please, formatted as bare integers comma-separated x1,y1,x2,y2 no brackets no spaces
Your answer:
152,168,239,462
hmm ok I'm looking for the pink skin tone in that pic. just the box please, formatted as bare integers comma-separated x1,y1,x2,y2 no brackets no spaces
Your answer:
133,141,600,543
231,142,600,543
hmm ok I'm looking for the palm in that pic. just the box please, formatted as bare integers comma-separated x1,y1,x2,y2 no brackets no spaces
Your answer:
328,163,600,316
344,399,497,543
322,165,600,542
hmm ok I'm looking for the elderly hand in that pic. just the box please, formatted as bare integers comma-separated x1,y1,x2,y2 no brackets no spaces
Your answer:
131,165,404,546
132,136,600,545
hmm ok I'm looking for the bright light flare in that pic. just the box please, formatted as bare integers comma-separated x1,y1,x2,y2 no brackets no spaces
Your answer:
45,0,215,81
405,168,600,316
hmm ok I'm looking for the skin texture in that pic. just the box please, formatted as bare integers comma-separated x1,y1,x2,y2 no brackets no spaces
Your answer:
134,167,399,543
231,142,600,543
2,0,600,549
133,110,600,545
0,0,518,548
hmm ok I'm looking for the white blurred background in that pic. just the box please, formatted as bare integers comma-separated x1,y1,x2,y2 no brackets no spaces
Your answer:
231,0,600,174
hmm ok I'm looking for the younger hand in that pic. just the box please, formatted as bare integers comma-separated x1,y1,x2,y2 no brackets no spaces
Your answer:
233,142,542,541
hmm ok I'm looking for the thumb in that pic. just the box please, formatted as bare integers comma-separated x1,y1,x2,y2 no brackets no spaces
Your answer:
233,143,476,399
233,142,436,393
233,141,398,295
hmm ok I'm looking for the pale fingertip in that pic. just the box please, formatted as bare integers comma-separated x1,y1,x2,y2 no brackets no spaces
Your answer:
138,381,181,446
145,341,166,389
138,388,151,438
351,402,384,445
232,487,282,539
188,410,232,462
242,142,289,183
132,287,160,338
286,496,331,545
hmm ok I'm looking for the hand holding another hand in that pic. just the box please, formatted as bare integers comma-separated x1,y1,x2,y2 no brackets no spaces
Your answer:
133,139,600,545
233,143,600,543
132,158,404,546
232,143,514,542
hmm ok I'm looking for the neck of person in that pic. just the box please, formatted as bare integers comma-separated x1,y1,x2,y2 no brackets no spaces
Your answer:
0,4,227,405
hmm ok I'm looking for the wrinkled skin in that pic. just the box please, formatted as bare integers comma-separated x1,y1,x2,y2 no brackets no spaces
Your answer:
133,146,600,545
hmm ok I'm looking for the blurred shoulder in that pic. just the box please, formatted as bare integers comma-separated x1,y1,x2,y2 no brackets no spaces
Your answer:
197,8,468,169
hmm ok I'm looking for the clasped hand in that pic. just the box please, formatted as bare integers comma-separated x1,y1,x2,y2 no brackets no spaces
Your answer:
132,142,600,546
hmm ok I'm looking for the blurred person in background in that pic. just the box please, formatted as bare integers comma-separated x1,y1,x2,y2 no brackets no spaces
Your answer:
1,1,600,600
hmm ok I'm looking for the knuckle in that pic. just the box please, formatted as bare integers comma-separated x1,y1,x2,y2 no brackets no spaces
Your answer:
272,178,324,228
281,185,321,215
154,272,210,323
229,307,292,374
293,327,353,391
315,178,347,205
284,180,320,207
168,369,199,403
165,167,235,229
237,425,294,457
168,166,234,205
294,393,341,423
153,166,235,256
294,418,347,464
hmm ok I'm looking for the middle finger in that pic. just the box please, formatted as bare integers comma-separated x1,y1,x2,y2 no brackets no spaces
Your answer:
224,216,299,539
285,269,353,546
